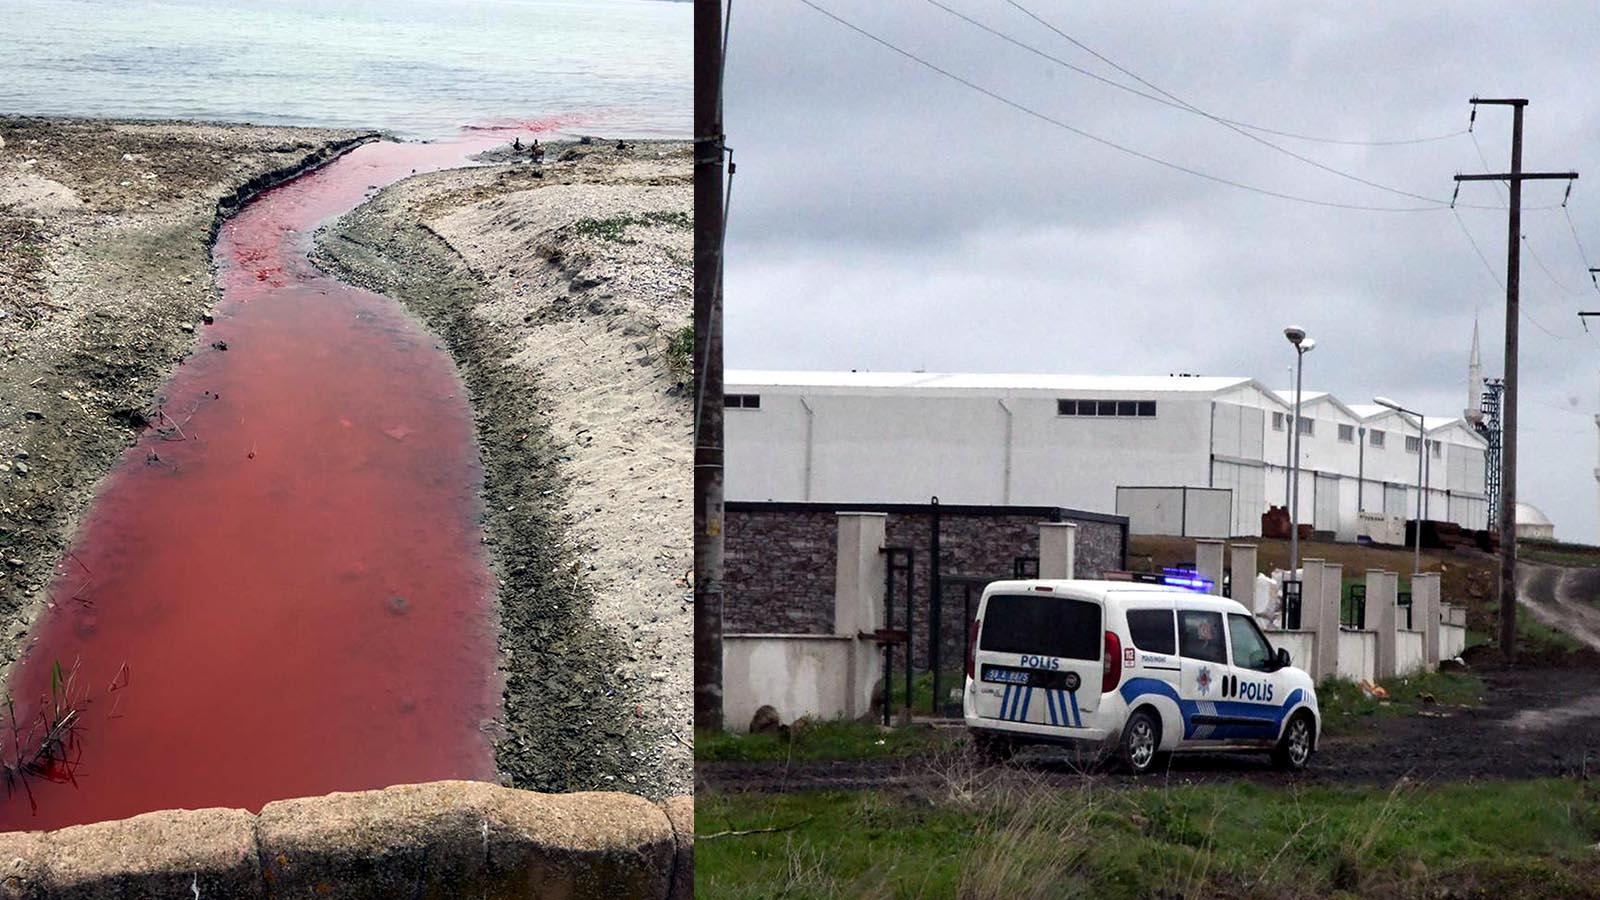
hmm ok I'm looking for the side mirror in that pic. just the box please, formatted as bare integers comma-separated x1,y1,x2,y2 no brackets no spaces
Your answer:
1275,647,1291,670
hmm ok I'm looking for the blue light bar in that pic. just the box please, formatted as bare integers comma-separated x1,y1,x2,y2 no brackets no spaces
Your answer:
1160,567,1214,592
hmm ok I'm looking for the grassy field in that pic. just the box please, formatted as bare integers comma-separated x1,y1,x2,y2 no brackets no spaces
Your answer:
697,778,1600,899
698,670,1486,762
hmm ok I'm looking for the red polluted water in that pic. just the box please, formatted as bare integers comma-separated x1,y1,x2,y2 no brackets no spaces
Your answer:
0,138,517,830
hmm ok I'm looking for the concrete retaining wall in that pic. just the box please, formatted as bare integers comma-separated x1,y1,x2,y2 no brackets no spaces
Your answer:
0,781,691,900
1335,630,1376,682
1263,629,1315,675
1396,630,1426,675
723,634,855,733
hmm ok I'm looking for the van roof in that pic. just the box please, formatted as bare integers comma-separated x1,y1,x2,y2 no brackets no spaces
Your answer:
982,579,1251,614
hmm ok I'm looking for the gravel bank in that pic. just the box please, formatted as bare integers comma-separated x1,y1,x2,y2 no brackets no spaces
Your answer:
0,117,369,669
311,139,692,799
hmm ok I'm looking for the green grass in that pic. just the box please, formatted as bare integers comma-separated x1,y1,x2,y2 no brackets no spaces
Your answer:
697,779,1600,899
1317,670,1483,736
696,720,949,763
1519,537,1600,568
569,210,690,243
665,322,692,378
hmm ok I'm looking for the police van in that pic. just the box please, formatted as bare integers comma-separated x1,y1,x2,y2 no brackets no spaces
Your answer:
963,579,1320,773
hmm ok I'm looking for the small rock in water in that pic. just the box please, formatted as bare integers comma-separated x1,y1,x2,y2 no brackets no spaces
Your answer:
211,341,228,351
202,313,214,324
179,323,194,334
385,595,410,616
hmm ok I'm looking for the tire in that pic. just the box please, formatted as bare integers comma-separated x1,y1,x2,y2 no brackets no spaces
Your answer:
971,730,1016,765
1273,711,1315,771
1119,708,1163,775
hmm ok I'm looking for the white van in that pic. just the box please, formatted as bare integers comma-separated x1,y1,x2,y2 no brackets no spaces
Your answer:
962,579,1320,773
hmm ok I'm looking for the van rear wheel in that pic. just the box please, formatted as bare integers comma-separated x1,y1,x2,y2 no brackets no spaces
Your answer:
1119,709,1163,775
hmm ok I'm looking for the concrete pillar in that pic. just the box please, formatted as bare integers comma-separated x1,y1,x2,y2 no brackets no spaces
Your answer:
1299,559,1331,681
1038,522,1078,580
1415,572,1441,668
1320,562,1343,682
1230,544,1258,609
1195,539,1225,596
1371,569,1397,679
834,513,888,720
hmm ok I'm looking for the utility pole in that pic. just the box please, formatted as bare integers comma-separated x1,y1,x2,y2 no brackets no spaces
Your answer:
1455,98,1578,659
693,0,727,731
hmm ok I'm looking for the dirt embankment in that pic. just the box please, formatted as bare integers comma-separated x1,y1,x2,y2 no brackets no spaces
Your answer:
0,117,370,668
311,140,692,800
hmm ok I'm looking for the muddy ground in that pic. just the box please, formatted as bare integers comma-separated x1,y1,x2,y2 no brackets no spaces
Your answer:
0,117,369,669
697,664,1600,795
311,139,691,799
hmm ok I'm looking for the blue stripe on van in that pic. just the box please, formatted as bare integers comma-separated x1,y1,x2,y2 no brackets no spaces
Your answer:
1018,686,1033,722
1068,690,1082,727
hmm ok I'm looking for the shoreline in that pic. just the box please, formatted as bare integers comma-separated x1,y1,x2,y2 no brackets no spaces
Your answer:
0,116,373,673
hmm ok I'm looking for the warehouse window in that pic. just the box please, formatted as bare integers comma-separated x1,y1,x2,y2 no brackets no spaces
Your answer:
724,393,761,409
1056,399,1158,418
1297,417,1314,436
1338,424,1355,443
1370,429,1385,448
1272,412,1285,431
1405,435,1420,453
1431,440,1442,459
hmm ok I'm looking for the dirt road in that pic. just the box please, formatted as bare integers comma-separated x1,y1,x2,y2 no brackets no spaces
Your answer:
698,665,1600,794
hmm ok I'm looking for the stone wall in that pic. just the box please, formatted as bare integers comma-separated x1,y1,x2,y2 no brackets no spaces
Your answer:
724,502,1128,674
0,782,692,900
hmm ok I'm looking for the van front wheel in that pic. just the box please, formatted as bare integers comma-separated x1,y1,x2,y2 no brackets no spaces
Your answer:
1119,709,1163,774
1272,712,1315,771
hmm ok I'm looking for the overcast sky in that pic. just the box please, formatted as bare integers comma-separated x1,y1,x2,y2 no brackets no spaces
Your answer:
723,0,1600,541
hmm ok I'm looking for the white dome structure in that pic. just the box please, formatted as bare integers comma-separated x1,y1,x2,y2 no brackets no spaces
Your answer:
1514,501,1555,540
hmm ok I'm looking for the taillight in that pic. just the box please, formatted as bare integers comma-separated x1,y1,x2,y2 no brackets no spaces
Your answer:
1103,630,1122,693
966,620,980,680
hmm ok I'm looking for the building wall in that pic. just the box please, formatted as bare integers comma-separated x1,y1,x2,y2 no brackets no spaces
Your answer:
726,379,1490,540
723,503,1127,671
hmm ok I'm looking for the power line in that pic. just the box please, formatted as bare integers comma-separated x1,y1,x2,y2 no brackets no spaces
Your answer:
797,0,1445,213
916,0,1555,213
988,0,1509,209
1453,208,1578,342
1002,0,1465,148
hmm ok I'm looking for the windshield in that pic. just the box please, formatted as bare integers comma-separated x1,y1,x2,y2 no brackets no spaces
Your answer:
1228,613,1274,671
979,594,1101,660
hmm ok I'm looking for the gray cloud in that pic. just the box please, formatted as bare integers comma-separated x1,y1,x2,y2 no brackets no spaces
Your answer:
724,0,1600,540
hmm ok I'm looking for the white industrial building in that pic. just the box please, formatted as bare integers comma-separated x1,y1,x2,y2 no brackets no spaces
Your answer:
724,370,1490,540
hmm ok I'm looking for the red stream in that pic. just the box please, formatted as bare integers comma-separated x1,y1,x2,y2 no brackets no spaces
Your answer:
0,137,521,830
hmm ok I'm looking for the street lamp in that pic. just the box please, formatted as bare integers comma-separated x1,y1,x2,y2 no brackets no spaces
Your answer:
1374,396,1425,576
1285,327,1315,575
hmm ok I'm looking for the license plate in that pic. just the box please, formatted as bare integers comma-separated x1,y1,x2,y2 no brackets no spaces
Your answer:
981,665,1073,690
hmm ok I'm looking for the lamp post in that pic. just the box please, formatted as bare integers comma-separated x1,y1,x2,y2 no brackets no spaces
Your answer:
1284,327,1315,574
1375,396,1425,576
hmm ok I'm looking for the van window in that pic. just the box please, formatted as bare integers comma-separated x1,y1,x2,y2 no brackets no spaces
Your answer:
1228,614,1274,671
979,594,1100,661
1126,609,1176,654
1177,610,1227,663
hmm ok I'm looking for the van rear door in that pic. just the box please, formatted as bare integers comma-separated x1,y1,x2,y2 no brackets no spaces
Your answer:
972,589,1103,728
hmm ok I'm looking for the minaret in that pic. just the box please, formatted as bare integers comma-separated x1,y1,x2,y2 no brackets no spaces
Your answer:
1465,317,1484,426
